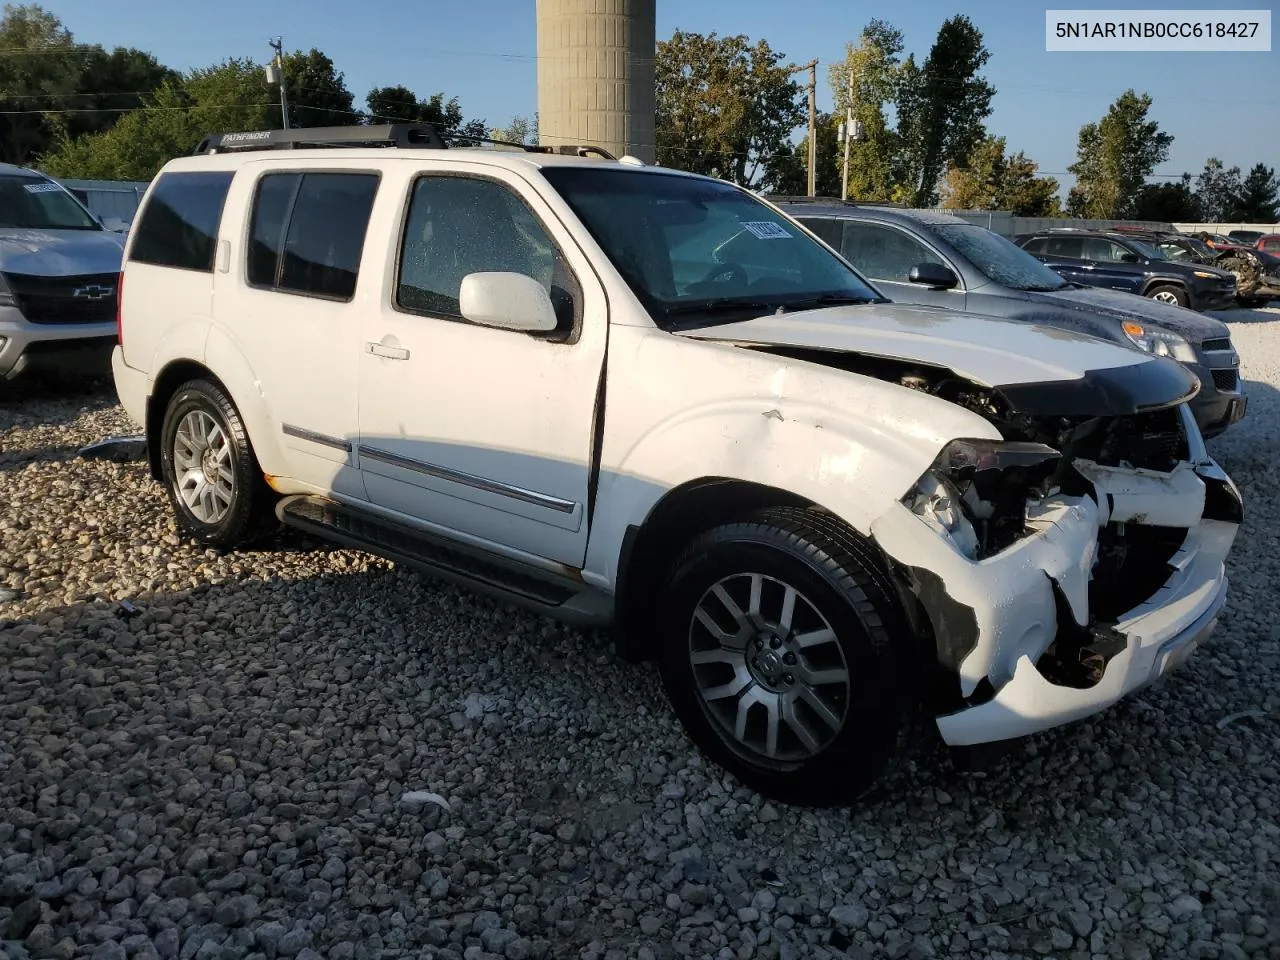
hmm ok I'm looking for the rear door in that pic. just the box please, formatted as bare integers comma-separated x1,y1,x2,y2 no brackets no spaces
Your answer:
211,161,380,500
1079,237,1144,293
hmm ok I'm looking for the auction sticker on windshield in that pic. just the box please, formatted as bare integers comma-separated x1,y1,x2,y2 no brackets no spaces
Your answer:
22,182,64,194
1046,9,1271,51
742,221,793,240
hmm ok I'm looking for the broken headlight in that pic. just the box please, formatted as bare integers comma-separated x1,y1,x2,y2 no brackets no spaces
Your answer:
1121,321,1198,364
906,439,1061,560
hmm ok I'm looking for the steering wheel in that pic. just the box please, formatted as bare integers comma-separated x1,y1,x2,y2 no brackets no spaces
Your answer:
686,261,748,296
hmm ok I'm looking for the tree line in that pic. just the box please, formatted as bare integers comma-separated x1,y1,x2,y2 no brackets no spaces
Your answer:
3,2,1277,223
0,3,531,180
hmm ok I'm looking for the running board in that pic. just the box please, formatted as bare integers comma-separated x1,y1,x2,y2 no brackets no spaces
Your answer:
275,495,612,626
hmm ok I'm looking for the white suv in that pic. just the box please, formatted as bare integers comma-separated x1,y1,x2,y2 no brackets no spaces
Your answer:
112,124,1242,805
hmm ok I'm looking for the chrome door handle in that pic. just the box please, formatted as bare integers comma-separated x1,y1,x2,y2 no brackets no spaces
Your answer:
367,341,409,360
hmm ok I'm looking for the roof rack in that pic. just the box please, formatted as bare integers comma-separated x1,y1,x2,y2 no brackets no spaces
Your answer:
193,123,620,161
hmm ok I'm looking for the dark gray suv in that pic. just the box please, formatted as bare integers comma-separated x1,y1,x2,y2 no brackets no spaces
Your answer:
772,198,1246,439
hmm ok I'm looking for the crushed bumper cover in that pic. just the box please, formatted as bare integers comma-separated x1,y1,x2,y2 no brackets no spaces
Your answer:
870,420,1241,747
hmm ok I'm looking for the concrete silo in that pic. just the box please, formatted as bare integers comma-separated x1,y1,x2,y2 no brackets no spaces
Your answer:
535,0,656,164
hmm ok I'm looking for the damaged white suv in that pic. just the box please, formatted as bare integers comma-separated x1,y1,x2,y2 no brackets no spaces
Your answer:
112,125,1242,805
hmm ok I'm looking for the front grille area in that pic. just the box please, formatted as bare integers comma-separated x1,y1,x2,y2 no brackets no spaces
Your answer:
1211,368,1240,392
2,271,117,325
1201,337,1233,352
1068,407,1189,472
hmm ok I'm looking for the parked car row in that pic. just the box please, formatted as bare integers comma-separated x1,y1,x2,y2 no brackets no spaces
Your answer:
101,124,1244,804
772,200,1247,438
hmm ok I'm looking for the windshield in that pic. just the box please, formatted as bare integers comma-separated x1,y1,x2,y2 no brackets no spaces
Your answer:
933,223,1069,291
0,173,100,230
539,167,885,328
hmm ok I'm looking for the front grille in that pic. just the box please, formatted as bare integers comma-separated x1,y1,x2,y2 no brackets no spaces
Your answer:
1067,407,1189,472
2,271,117,325
1211,368,1239,392
1200,337,1233,352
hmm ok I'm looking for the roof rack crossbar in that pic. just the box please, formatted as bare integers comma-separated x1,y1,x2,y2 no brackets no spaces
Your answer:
193,123,449,155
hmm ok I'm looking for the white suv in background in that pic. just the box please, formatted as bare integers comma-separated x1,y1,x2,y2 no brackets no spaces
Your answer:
112,125,1241,805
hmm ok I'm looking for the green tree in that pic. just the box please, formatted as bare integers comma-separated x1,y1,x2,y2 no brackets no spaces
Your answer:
281,48,356,127
67,46,179,139
1233,163,1279,222
655,30,805,186
763,113,842,196
1131,176,1200,221
939,135,1061,216
894,15,996,206
1193,158,1242,222
364,87,486,138
828,19,905,201
1066,90,1173,218
490,113,538,145
0,3,79,165
41,58,277,180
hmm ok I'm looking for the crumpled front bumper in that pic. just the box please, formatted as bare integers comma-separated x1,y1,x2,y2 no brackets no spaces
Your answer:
870,410,1241,747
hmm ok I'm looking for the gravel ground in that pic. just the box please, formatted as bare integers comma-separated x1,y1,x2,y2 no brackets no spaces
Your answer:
2,311,1279,960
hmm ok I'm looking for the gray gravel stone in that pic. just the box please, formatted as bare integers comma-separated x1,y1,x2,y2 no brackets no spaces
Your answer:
1,320,1279,960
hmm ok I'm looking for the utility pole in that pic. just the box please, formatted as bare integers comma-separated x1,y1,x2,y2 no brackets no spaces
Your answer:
788,59,819,197
841,69,852,201
266,37,291,129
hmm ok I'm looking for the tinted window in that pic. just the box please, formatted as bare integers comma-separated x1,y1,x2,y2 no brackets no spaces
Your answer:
798,217,844,248
1020,237,1048,254
397,175,580,334
1044,236,1084,259
282,173,378,299
840,221,944,282
1261,238,1280,252
247,173,298,287
129,171,234,271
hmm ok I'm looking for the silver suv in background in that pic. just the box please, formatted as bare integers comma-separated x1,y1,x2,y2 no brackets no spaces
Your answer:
0,164,124,382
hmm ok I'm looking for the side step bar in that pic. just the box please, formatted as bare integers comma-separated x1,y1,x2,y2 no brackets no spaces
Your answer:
275,495,613,626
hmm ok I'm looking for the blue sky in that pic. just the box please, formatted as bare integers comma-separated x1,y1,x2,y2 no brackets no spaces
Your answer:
52,0,1278,191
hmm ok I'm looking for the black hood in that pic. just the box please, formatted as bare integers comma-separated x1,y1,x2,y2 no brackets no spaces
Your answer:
1030,284,1231,341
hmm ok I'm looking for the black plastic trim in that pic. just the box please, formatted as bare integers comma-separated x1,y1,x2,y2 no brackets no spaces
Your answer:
996,357,1200,418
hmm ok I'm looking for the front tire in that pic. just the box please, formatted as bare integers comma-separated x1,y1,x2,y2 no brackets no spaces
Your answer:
656,507,913,807
159,379,275,550
1147,284,1189,308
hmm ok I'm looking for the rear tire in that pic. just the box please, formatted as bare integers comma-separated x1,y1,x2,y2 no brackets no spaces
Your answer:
1146,284,1189,308
656,506,914,807
159,379,276,550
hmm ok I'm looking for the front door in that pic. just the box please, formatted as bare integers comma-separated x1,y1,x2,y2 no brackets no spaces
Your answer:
356,167,607,568
835,220,965,309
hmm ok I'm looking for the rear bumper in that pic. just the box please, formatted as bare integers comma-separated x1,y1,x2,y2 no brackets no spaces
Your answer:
111,344,149,428
0,306,116,379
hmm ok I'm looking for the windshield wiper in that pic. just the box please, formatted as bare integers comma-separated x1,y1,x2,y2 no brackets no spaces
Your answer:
664,298,779,318
780,293,882,310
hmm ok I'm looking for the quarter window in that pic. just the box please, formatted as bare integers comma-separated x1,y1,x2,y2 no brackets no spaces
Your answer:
396,175,580,335
129,171,235,272
247,172,379,300
839,221,944,282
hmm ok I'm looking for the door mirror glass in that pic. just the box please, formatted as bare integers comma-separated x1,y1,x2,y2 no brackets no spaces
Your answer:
908,262,958,289
459,272,558,332
1118,252,1139,263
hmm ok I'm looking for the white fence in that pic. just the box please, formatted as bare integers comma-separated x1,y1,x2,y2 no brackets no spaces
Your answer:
52,177,151,228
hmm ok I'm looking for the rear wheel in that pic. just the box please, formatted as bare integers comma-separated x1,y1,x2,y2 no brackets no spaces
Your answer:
1147,284,1188,308
159,379,276,550
656,506,914,807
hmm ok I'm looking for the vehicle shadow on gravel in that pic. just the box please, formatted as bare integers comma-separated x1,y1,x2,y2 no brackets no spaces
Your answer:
1214,303,1280,325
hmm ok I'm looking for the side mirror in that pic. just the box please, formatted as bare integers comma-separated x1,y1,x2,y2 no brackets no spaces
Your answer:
459,272,558,333
908,262,959,290
1118,253,1139,263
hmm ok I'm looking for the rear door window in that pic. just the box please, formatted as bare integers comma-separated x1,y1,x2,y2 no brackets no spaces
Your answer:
246,171,380,300
129,171,236,272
